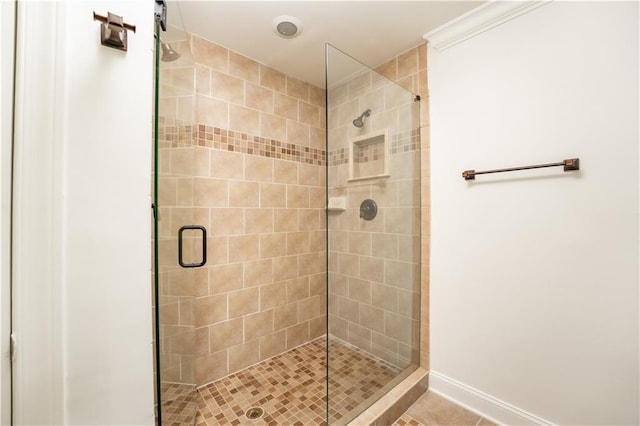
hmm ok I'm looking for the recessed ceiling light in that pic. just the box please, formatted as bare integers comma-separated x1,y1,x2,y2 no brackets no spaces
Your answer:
272,15,303,38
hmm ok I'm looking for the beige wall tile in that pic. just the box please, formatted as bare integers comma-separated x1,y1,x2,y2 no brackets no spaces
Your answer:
196,95,229,129
228,181,259,208
287,185,309,208
195,294,227,327
274,160,298,184
176,178,193,207
349,278,371,304
245,82,274,113
211,70,245,104
195,268,209,298
274,92,298,121
209,263,243,295
299,252,324,275
244,259,273,287
298,295,324,322
286,231,309,255
191,35,228,72
229,50,260,83
385,312,413,345
286,323,309,349
260,183,286,208
260,282,287,310
195,326,209,356
287,77,310,101
244,310,274,341
228,287,259,319
273,255,298,282
309,316,326,339
286,277,309,303
260,65,286,93
228,340,260,373
159,301,179,325
309,85,326,107
360,304,385,335
228,234,259,262
195,64,211,96
286,120,310,146
259,330,287,360
273,302,297,331
375,58,397,82
338,297,359,323
210,150,243,180
206,236,229,265
195,349,228,386
310,127,326,151
210,318,243,352
274,208,298,232
245,208,273,234
194,178,228,207
229,104,260,135
245,155,273,182
298,101,320,127
261,112,287,141
372,284,398,312
298,209,321,231
259,233,287,259
210,208,244,236
360,256,384,283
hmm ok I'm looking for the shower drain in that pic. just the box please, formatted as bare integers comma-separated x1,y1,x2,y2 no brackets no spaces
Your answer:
245,407,264,420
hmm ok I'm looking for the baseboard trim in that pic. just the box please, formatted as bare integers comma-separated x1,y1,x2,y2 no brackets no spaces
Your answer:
429,371,553,426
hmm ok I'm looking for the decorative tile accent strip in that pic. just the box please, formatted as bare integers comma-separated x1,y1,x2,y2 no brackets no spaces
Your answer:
157,118,419,167
195,125,326,166
157,117,326,166
329,147,349,167
391,129,421,154
328,129,420,167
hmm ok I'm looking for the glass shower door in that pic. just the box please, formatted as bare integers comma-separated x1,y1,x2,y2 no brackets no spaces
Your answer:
153,2,201,423
326,44,422,425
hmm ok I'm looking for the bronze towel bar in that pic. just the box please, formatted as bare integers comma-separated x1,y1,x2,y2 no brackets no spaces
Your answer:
462,158,579,180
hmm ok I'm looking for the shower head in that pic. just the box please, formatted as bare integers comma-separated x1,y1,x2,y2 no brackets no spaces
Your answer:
161,41,180,62
352,109,372,128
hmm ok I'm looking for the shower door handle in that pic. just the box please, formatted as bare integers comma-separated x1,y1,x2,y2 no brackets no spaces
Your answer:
178,225,207,268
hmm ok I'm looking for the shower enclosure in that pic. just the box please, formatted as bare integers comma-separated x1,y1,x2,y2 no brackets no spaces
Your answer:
152,4,421,424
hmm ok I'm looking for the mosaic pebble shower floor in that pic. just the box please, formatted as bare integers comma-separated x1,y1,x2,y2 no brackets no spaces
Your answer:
160,336,403,425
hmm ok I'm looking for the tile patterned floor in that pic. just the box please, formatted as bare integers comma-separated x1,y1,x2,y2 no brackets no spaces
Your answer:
392,391,497,426
159,336,404,426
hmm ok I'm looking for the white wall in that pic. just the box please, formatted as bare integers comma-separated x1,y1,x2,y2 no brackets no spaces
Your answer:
427,2,639,425
12,1,154,424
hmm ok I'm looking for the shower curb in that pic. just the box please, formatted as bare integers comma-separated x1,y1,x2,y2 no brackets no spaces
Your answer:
348,368,429,425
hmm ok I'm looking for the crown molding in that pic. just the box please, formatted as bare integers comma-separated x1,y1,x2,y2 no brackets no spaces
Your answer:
424,0,551,51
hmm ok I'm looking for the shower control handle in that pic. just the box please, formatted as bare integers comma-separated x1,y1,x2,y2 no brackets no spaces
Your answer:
178,225,207,268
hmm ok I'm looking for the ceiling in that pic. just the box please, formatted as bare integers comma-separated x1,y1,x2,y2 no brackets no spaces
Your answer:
170,1,483,88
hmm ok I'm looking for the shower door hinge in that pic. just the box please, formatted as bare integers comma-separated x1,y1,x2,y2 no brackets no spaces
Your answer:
9,334,16,363
155,0,167,31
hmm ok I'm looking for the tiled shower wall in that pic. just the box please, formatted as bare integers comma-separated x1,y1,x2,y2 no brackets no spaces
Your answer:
375,43,429,370
327,49,421,368
157,34,327,387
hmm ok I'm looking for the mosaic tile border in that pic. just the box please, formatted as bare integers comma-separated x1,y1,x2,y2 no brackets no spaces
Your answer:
157,120,326,166
157,119,419,168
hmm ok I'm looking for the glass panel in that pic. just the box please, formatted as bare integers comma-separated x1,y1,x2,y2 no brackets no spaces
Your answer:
153,2,198,423
326,44,421,425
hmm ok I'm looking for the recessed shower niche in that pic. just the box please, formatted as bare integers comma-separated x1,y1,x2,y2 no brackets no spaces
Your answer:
349,130,390,181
